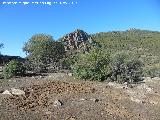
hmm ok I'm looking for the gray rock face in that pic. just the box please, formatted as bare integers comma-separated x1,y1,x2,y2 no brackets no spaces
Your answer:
61,29,97,52
11,88,25,95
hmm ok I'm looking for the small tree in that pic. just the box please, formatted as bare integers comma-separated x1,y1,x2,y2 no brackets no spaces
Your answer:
72,48,110,81
109,52,144,83
23,34,65,72
3,60,26,79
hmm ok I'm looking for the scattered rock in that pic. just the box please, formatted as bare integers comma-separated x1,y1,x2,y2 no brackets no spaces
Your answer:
80,98,86,101
149,100,158,105
130,97,142,103
123,86,128,89
137,84,152,93
11,88,25,95
124,82,128,85
101,112,104,115
39,76,45,79
152,77,160,81
90,98,99,102
108,82,124,89
143,77,152,82
2,90,12,96
45,111,52,115
128,84,134,88
126,83,153,104
68,73,73,76
67,117,76,120
91,88,96,93
54,99,63,107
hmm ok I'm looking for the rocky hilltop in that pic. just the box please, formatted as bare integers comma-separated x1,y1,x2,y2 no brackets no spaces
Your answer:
61,29,99,53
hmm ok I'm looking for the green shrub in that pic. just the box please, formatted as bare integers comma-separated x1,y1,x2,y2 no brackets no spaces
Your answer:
109,52,144,83
62,52,79,70
3,60,26,79
72,49,110,81
62,57,76,70
144,64,160,78
23,34,65,72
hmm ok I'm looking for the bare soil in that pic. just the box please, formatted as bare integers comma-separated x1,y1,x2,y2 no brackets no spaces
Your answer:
0,73,160,120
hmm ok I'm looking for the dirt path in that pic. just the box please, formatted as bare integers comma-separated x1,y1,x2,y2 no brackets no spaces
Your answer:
0,73,160,120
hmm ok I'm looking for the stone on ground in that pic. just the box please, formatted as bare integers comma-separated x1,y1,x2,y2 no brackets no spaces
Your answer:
2,90,12,95
54,99,63,107
11,88,25,95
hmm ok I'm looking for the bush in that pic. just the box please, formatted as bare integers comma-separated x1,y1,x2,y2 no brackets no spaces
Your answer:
62,57,76,70
109,52,144,83
62,52,79,70
72,49,144,83
144,64,160,78
3,60,26,79
23,34,65,72
72,49,110,81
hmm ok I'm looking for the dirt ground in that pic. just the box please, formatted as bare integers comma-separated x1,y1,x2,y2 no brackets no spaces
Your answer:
0,73,160,120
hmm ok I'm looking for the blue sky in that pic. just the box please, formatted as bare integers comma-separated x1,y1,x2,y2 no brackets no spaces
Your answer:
0,0,160,57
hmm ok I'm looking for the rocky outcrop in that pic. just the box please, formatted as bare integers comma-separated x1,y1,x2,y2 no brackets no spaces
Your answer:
61,29,99,52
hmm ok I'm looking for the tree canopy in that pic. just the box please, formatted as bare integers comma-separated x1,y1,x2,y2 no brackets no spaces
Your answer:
23,34,65,72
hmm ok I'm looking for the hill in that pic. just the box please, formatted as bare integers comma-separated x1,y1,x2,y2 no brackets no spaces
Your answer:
92,29,160,55
91,29,160,77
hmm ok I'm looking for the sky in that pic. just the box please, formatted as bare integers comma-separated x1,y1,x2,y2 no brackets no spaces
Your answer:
0,0,160,57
